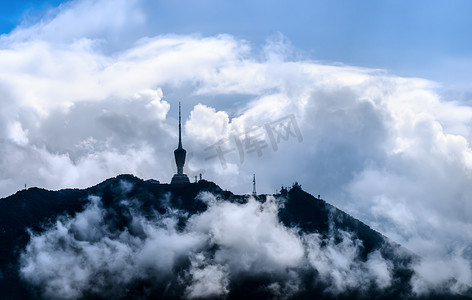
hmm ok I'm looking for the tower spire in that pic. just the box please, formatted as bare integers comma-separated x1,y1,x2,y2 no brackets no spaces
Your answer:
178,102,182,149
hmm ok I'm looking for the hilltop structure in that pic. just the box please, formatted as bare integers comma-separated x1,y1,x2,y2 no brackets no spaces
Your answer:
171,102,190,184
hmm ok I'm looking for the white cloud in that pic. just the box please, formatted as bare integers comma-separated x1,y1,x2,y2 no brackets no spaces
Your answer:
1,0,472,292
21,194,207,299
185,253,229,299
188,194,305,273
304,231,393,294
411,253,472,296
8,121,29,145
20,189,399,299
186,104,230,144
4,0,145,47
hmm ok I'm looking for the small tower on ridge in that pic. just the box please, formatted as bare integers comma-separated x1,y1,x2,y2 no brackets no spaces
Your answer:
252,174,257,196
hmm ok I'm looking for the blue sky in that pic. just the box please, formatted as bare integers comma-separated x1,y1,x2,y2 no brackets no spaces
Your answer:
2,0,472,87
0,0,64,31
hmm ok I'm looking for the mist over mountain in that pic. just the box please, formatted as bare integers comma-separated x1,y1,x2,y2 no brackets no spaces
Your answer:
0,174,470,299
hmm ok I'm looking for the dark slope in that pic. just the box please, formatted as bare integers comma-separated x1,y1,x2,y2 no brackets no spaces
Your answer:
0,187,88,299
0,175,235,299
279,186,386,256
0,174,470,300
277,186,417,299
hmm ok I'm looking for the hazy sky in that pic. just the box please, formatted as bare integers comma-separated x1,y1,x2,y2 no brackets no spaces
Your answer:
1,0,472,289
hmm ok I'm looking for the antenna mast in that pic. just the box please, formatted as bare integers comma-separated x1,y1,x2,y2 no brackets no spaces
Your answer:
252,174,257,196
178,102,182,149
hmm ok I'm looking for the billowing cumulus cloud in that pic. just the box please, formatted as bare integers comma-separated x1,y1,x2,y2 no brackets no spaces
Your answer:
1,0,472,293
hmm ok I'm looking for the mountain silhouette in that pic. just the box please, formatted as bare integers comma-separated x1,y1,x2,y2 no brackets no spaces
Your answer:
0,174,470,299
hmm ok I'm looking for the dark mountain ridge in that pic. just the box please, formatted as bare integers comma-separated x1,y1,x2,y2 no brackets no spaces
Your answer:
0,174,469,299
